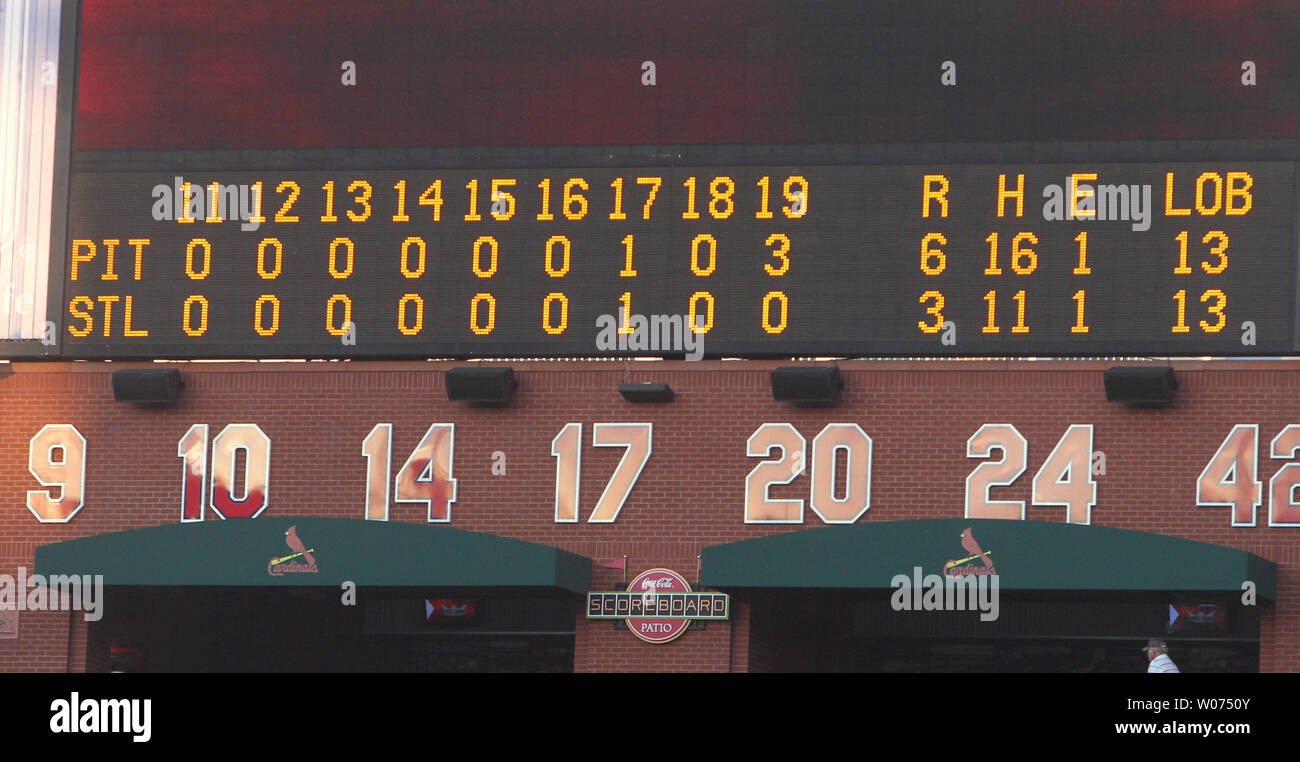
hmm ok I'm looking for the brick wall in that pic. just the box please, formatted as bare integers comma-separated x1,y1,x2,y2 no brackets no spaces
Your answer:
0,359,1295,672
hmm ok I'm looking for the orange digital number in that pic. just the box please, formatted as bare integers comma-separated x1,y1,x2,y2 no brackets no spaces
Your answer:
347,180,373,222
918,290,944,333
636,177,662,220
274,181,300,223
708,176,735,219
765,234,791,276
417,180,443,221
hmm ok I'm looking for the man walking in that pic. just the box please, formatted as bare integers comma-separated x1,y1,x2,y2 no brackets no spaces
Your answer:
1143,639,1180,673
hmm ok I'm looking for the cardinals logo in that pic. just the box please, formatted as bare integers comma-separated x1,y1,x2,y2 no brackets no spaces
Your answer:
267,525,319,576
943,527,996,576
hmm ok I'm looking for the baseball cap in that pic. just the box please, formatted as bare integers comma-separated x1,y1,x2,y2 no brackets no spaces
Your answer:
1141,638,1167,652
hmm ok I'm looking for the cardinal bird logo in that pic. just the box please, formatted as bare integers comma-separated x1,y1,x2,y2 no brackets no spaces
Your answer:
267,525,319,576
943,527,997,576
283,526,316,565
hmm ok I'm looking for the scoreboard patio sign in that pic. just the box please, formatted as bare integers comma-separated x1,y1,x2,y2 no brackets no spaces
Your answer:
587,568,729,644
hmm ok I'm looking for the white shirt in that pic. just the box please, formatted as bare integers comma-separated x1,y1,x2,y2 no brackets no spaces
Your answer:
1148,654,1179,673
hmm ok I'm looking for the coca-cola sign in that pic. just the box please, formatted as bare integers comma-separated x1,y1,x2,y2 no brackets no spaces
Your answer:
626,568,692,644
585,568,731,643
639,577,678,589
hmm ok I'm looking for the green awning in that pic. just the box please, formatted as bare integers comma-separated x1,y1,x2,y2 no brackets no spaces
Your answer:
35,517,590,594
701,519,1275,601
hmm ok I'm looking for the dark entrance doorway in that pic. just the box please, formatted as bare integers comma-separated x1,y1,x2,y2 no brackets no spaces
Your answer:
93,587,576,673
745,589,1260,673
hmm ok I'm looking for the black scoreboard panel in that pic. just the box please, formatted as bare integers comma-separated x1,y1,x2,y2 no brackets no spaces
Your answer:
38,1,1300,361
61,162,1295,359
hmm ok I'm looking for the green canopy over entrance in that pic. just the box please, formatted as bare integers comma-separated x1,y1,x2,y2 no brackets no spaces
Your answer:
701,519,1275,601
35,517,590,594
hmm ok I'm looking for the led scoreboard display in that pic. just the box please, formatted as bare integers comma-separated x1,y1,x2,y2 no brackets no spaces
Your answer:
61,162,1295,359
20,0,1295,361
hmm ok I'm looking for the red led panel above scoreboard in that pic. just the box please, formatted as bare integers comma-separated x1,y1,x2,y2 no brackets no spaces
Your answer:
74,0,1299,150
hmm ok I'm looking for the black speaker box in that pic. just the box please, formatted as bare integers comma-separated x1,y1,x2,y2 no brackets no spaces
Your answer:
112,369,184,403
770,366,843,403
1104,366,1177,405
619,382,674,403
446,367,518,403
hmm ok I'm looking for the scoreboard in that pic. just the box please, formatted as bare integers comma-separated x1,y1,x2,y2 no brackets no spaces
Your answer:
14,0,1300,359
62,162,1295,359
